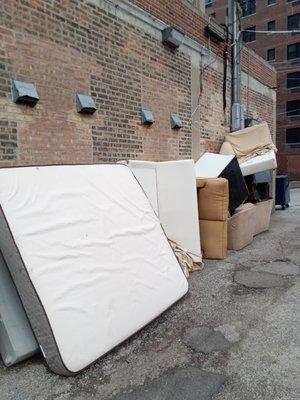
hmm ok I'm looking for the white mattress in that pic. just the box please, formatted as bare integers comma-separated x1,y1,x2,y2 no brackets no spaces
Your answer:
240,150,277,176
195,153,235,178
127,160,202,263
0,164,188,375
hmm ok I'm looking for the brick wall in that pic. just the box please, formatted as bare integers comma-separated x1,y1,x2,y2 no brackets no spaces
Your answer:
0,0,276,167
130,0,276,88
209,0,300,179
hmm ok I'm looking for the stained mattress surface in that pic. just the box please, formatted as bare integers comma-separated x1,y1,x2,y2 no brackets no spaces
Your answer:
0,164,188,375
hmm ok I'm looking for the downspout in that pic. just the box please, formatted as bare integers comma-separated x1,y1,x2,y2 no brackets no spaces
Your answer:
221,23,229,111
230,0,244,131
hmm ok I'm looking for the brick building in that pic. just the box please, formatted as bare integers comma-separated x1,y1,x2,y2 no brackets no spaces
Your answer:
0,0,276,167
206,0,300,179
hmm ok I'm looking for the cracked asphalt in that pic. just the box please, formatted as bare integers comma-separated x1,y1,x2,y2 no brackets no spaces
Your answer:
0,190,299,400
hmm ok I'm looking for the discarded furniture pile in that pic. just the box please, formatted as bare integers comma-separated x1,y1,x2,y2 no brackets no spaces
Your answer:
195,121,277,259
0,122,276,375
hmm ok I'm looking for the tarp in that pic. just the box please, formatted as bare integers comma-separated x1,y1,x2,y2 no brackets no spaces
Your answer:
0,164,188,376
224,122,277,164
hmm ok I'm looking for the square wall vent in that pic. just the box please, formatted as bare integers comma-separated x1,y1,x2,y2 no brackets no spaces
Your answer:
76,94,97,114
12,80,39,106
141,108,155,125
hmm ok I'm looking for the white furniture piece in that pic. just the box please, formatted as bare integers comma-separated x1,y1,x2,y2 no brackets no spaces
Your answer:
0,164,188,376
195,153,235,178
126,159,202,263
239,150,277,177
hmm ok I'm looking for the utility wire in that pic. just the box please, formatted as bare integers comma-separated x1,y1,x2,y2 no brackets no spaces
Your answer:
278,109,300,116
243,29,300,34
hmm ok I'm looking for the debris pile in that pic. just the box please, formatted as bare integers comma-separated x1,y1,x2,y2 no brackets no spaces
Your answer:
0,122,277,376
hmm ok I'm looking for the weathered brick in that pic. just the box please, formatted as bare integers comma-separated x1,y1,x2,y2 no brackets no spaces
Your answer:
0,0,276,166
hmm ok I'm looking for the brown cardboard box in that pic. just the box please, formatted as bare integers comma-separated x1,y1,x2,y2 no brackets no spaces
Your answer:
197,178,229,221
253,199,273,235
197,178,229,260
228,203,255,250
199,220,227,260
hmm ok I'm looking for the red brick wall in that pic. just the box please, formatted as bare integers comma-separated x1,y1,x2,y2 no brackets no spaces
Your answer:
208,0,300,179
130,0,276,88
0,0,276,167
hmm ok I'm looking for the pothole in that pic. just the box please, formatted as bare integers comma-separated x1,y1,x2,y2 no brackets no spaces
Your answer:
251,261,299,276
182,327,233,354
233,270,289,289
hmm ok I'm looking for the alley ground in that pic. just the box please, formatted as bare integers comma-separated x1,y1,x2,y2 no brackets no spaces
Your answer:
0,190,299,400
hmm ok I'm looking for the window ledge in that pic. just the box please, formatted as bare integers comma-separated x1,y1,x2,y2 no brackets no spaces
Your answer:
288,58,300,64
242,14,256,19
288,0,300,6
288,115,300,121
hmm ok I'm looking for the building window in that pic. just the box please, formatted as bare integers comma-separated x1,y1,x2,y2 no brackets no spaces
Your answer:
267,48,276,61
288,14,300,31
287,43,300,60
287,100,300,116
287,71,300,88
268,20,276,31
242,0,256,16
243,26,256,43
268,0,276,5
205,0,213,7
286,128,300,143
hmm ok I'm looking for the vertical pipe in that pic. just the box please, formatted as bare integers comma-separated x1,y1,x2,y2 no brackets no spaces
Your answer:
230,0,244,131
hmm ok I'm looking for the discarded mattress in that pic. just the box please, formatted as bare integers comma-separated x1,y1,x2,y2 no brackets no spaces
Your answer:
0,253,38,366
195,153,248,215
0,164,188,376
126,160,202,263
239,150,277,176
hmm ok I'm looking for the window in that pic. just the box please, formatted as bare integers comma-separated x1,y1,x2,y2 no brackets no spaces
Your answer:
287,71,300,88
268,0,276,5
242,0,256,16
288,14,300,31
287,100,300,116
268,20,276,31
287,43,300,59
267,48,276,61
205,0,213,6
243,26,256,42
286,128,300,143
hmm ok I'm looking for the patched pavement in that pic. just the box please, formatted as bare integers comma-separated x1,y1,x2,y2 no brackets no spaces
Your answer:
0,190,299,400
114,367,226,400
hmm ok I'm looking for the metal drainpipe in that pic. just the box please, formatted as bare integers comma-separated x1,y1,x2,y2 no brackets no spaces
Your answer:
230,0,244,131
